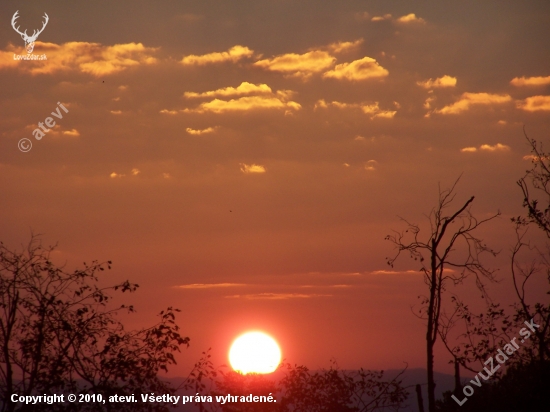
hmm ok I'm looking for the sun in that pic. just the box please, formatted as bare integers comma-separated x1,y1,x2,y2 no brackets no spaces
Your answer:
229,331,281,374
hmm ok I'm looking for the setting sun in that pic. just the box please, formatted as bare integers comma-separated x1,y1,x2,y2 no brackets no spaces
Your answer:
229,331,282,374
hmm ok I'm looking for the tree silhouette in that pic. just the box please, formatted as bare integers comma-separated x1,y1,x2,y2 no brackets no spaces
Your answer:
435,132,550,411
510,130,550,363
278,361,408,412
435,360,550,412
385,179,499,412
199,361,408,412
0,236,190,412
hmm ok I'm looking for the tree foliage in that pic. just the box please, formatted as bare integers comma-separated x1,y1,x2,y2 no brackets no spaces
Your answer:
278,362,408,412
200,361,408,412
0,237,190,412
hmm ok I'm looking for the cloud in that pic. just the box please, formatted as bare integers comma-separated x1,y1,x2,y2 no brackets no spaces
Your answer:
184,82,272,99
174,283,244,289
369,13,426,24
1,42,158,76
62,129,80,137
371,14,392,22
523,154,549,161
461,143,510,152
322,57,388,81
131,168,140,176
315,99,396,119
510,76,550,87
434,92,512,114
177,82,300,114
110,172,124,178
226,293,331,300
186,127,217,135
159,109,179,115
327,39,364,53
370,270,418,275
417,75,457,89
516,95,550,112
396,13,426,24
185,95,301,114
361,102,396,118
423,96,436,110
254,51,336,79
180,45,254,65
480,143,510,151
240,163,266,174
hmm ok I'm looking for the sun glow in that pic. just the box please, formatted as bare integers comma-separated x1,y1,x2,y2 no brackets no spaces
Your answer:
229,331,282,374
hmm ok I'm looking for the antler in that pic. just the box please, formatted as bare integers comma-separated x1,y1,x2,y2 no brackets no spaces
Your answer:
28,13,49,41
11,11,49,42
11,11,28,39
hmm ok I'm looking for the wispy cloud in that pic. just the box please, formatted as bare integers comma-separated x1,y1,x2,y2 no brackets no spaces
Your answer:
480,143,511,151
417,75,457,89
226,293,331,300
369,13,426,24
159,109,179,115
327,39,364,54
434,92,512,114
186,127,217,135
510,76,550,87
370,270,419,275
516,95,550,112
174,283,245,289
180,45,254,65
460,143,511,152
371,14,392,22
314,99,396,119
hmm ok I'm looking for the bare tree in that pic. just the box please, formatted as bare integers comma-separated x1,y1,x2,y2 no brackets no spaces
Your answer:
510,130,550,363
514,128,550,237
385,179,499,412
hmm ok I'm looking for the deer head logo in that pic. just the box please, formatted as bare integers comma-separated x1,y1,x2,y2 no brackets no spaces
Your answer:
11,11,49,54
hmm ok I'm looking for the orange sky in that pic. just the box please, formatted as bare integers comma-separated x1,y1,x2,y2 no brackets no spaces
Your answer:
1,0,550,377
